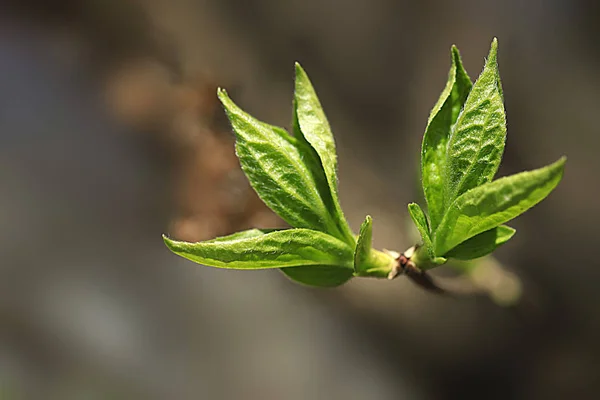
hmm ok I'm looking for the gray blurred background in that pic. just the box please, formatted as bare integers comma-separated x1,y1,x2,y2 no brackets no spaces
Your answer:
0,0,598,399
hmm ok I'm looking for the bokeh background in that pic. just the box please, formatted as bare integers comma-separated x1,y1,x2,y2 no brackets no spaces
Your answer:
0,1,598,399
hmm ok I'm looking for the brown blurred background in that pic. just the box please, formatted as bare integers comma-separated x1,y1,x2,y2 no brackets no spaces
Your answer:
0,0,598,399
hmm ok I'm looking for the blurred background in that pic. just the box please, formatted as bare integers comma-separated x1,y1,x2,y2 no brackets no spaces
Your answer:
0,0,598,399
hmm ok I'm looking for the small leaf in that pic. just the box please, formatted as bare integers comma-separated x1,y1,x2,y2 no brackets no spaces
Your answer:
408,204,447,265
445,38,506,204
443,225,515,260
434,157,566,256
354,215,373,272
422,45,472,229
407,203,434,257
218,89,342,238
294,63,355,244
164,228,354,270
349,215,397,277
281,266,354,287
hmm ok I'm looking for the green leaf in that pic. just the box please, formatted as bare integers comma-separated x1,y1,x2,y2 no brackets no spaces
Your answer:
349,215,396,277
294,63,355,244
281,266,354,287
407,204,447,266
434,157,566,256
353,215,373,272
407,203,433,256
445,38,506,204
163,228,354,270
444,225,515,260
422,45,472,229
218,89,343,238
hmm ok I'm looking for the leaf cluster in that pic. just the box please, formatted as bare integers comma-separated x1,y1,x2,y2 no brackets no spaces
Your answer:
411,39,565,266
164,38,565,287
164,64,394,287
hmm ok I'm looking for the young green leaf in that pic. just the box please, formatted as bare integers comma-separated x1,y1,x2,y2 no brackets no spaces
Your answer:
445,38,506,204
163,228,355,270
353,215,373,272
294,63,355,244
434,157,566,256
351,216,396,277
422,46,472,229
218,89,343,238
407,203,434,257
443,225,515,260
291,99,353,244
281,266,354,287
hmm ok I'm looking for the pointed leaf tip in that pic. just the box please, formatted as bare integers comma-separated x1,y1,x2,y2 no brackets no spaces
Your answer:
487,38,499,63
294,62,306,77
216,87,229,102
451,44,460,58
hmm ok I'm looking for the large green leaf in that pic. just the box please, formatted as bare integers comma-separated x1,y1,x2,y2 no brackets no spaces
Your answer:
434,157,566,255
218,89,343,238
163,228,354,270
444,38,506,204
281,266,354,287
421,45,472,229
294,64,355,244
443,225,515,260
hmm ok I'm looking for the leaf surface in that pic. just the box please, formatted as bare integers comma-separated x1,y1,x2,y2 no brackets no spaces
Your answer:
422,46,472,229
294,64,354,244
407,203,434,256
218,89,341,238
445,38,506,204
281,266,354,287
163,228,354,270
434,157,566,255
444,225,515,260
353,215,373,272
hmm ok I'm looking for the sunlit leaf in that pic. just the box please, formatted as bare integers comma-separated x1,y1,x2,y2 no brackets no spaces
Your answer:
294,64,355,244
422,45,472,229
434,157,565,255
443,225,515,260
164,228,354,270
444,38,506,204
218,89,343,239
